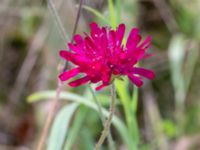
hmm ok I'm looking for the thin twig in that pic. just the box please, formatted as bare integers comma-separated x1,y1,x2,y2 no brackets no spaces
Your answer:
36,0,84,150
36,80,63,150
152,0,179,33
63,0,84,71
48,0,70,43
88,86,104,121
88,86,115,150
94,84,116,150
71,0,84,42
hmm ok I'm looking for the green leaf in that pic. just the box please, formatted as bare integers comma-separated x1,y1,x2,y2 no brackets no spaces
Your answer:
184,42,199,93
115,78,139,144
108,0,116,28
162,119,177,138
82,5,110,25
168,34,186,103
131,86,138,114
64,106,88,150
48,103,79,150
81,128,95,150
115,78,131,105
116,0,121,24
28,91,136,149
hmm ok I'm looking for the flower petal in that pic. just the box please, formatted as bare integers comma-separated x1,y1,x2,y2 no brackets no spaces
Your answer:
143,53,153,59
138,36,151,50
60,50,73,60
101,27,109,54
73,34,83,44
60,50,90,65
90,22,101,39
85,36,97,52
128,74,143,87
68,76,90,87
101,67,112,84
95,83,108,91
108,30,116,51
133,67,155,79
59,68,80,81
59,23,154,90
68,43,84,54
116,24,125,46
126,28,140,49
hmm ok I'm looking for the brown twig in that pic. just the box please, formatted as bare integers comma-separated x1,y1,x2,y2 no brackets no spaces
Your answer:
94,84,116,150
36,0,84,150
88,86,115,150
152,0,179,33
36,80,63,150
63,0,84,71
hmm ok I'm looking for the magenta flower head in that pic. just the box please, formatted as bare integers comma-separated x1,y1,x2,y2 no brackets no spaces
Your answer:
59,22,155,90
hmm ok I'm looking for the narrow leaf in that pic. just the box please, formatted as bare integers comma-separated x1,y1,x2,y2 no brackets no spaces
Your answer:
48,103,79,150
28,91,135,149
64,106,88,150
82,5,110,24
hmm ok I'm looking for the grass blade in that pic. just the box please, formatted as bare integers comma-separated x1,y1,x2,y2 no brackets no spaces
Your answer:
64,106,88,150
47,103,79,150
82,5,109,25
28,91,136,149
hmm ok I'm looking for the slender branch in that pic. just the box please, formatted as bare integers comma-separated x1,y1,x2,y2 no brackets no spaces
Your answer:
63,0,84,71
36,0,84,150
36,80,63,150
94,84,116,150
48,0,70,43
152,0,179,33
88,86,104,121
71,0,84,42
88,86,115,150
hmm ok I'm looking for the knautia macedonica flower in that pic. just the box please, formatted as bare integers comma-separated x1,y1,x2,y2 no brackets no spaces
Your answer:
59,22,155,90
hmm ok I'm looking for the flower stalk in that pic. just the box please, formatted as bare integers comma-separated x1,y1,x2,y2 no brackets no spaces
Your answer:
88,86,115,150
94,83,116,150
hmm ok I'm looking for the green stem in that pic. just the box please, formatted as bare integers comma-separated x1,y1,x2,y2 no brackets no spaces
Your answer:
108,0,116,28
115,79,139,145
132,86,138,113
116,0,121,24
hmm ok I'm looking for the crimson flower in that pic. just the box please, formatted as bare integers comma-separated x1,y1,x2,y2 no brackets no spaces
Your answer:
59,22,155,90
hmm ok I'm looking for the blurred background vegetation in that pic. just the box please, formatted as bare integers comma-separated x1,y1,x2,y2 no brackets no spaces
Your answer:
0,0,200,150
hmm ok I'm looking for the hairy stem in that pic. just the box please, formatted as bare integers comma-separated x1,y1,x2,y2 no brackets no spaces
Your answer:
88,86,115,150
94,84,116,150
